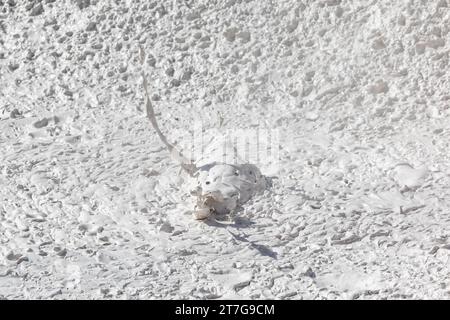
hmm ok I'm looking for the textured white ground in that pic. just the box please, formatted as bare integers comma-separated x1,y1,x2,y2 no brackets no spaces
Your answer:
1,0,450,299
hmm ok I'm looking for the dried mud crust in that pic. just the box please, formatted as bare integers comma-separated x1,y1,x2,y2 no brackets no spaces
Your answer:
0,0,450,299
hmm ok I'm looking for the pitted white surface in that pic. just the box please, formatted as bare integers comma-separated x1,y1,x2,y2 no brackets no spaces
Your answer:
1,0,449,300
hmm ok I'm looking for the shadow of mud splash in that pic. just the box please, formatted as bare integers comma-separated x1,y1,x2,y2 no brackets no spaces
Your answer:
206,217,277,259
203,173,278,259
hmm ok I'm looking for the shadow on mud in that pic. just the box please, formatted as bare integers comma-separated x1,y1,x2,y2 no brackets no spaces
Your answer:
205,218,278,259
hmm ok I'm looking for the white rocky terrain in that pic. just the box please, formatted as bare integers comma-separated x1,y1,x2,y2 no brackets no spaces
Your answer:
1,0,450,299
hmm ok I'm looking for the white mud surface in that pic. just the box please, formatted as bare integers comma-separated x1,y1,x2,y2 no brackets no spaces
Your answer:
1,0,450,299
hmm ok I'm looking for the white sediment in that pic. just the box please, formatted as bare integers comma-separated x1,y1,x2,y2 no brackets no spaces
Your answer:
0,0,449,299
